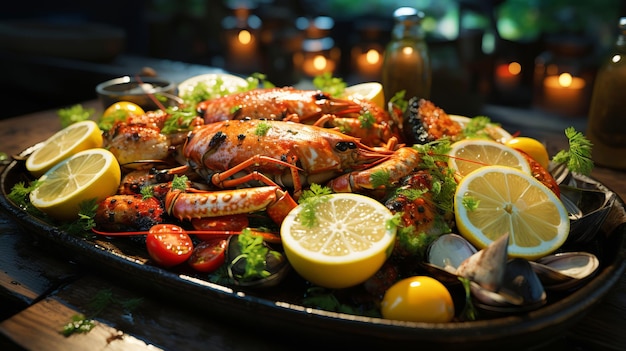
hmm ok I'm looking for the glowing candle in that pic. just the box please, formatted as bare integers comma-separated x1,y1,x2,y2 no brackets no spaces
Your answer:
226,29,259,71
495,62,522,91
355,48,382,78
543,72,586,116
302,53,336,77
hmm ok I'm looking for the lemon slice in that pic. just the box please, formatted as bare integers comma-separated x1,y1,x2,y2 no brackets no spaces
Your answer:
30,148,121,221
449,115,512,144
177,73,248,98
454,165,569,260
280,193,396,289
448,139,531,180
506,136,550,170
25,120,103,178
342,82,385,109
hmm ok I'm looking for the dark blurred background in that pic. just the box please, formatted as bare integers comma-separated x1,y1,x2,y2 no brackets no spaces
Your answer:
1,0,624,120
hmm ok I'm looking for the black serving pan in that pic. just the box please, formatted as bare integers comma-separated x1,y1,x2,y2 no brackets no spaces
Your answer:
1,147,625,351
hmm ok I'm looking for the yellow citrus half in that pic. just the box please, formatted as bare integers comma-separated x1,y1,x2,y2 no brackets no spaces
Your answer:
30,148,121,221
280,193,396,289
506,136,550,170
25,120,103,178
454,165,569,260
448,139,531,180
381,276,455,323
103,101,145,118
343,82,385,109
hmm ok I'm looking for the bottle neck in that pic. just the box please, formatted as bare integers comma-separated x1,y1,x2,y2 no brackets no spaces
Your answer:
392,20,424,41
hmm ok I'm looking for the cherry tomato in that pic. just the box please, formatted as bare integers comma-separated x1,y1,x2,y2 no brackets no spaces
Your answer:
381,276,455,323
188,238,228,273
146,224,194,267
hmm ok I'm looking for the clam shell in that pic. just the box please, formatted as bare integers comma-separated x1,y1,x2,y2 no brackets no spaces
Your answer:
531,252,600,291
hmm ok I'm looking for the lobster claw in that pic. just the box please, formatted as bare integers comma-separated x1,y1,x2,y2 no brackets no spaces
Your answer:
266,188,298,225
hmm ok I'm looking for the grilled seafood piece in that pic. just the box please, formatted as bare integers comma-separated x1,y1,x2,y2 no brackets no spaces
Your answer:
182,119,392,197
197,87,402,146
403,98,463,144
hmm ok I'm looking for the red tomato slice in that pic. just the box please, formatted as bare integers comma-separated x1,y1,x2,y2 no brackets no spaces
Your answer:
146,224,194,267
188,238,227,273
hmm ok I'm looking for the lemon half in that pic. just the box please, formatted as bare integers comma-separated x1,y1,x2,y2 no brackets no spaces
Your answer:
454,165,569,260
343,82,385,109
30,148,121,221
280,193,396,289
25,120,103,178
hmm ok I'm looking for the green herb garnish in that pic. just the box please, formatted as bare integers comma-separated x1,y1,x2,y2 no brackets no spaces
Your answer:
370,169,391,188
297,184,332,228
458,277,478,321
7,181,41,215
58,104,94,128
171,175,188,191
461,116,501,140
231,228,281,281
255,121,271,136
389,90,408,113
61,289,143,336
161,106,198,134
552,127,594,176
61,199,98,237
358,111,375,129
462,195,480,211
313,73,346,97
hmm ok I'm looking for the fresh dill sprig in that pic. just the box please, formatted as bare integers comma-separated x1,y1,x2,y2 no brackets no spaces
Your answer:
297,184,332,228
312,73,346,97
58,104,94,128
552,127,594,176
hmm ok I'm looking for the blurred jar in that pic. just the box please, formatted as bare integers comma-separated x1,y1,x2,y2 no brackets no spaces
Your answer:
381,7,431,104
586,17,626,170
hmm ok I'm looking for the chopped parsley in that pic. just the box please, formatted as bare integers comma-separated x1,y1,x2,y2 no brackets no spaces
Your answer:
358,111,375,129
461,195,480,211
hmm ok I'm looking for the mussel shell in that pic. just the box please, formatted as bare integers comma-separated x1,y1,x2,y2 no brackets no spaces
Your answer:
226,235,290,288
531,252,600,291
560,184,616,244
472,258,547,313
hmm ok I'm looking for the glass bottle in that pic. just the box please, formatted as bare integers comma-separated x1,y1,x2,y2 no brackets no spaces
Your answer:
586,17,626,170
381,7,431,104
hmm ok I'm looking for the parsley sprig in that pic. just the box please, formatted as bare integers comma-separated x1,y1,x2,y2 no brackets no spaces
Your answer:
230,229,282,281
552,127,594,176
297,184,333,228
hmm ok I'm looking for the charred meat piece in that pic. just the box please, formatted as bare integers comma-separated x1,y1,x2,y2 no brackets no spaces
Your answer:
402,98,462,144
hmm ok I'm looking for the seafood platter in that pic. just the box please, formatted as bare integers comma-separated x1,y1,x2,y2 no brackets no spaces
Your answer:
1,73,625,349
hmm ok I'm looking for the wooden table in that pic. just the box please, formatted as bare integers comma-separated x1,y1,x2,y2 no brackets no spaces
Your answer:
0,102,625,351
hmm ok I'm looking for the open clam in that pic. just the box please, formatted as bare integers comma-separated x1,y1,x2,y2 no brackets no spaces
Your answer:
422,234,477,284
530,252,600,291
